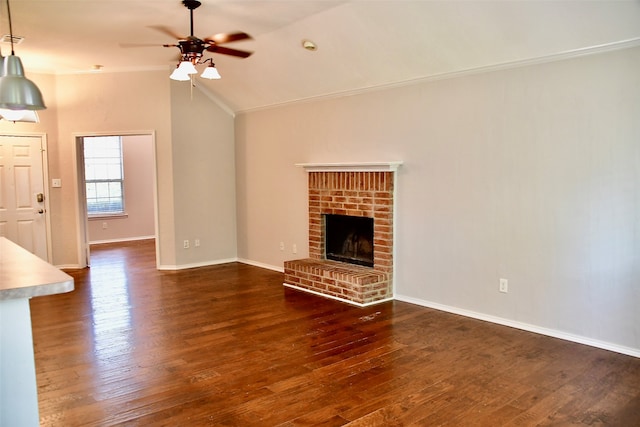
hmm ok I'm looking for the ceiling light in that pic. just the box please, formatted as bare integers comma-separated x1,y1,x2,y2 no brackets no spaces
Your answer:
177,60,198,75
200,61,221,79
0,108,38,122
169,61,196,81
170,56,223,81
170,67,190,81
0,0,46,111
163,1,252,83
302,40,317,51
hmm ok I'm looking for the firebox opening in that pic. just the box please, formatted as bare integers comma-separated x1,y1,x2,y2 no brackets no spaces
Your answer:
324,214,374,267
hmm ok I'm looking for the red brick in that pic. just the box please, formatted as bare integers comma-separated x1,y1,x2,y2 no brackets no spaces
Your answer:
375,197,393,206
300,170,397,304
374,225,392,234
357,206,374,214
373,204,392,213
374,191,392,198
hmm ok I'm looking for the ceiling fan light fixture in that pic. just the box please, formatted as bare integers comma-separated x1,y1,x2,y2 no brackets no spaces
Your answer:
158,1,252,82
200,64,221,79
170,67,191,81
177,60,198,75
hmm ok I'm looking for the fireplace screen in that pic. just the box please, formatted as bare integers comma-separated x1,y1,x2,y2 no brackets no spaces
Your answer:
324,214,374,267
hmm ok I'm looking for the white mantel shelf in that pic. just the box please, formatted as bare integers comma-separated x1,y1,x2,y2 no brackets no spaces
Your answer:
296,161,403,172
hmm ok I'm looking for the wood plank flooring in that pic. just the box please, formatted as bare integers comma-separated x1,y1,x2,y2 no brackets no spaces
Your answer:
30,239,640,426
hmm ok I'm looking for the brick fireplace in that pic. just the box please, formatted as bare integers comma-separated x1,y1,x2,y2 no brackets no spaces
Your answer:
284,162,401,306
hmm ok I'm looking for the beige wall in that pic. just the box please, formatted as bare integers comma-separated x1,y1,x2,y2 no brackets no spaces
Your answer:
0,71,176,267
87,134,155,243
52,71,174,267
169,82,237,268
0,70,237,269
235,47,640,353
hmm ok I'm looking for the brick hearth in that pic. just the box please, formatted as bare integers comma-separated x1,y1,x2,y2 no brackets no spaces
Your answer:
284,164,399,306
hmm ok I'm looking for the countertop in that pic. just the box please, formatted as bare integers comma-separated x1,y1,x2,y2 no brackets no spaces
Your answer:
0,237,74,300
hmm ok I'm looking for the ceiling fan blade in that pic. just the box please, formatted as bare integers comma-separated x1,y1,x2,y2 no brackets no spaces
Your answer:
206,45,253,58
205,32,252,44
148,25,187,40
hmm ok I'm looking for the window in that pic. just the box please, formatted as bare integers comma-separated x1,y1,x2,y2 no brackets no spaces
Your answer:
84,136,124,216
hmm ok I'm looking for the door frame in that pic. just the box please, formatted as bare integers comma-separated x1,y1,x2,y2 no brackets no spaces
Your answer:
73,130,160,268
0,132,52,262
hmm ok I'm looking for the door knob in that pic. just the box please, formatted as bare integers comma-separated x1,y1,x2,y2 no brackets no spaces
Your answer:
37,209,44,214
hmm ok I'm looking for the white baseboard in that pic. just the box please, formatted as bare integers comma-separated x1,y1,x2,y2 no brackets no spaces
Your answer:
89,236,155,245
158,257,238,271
55,264,84,270
152,257,283,272
395,294,640,359
237,258,284,273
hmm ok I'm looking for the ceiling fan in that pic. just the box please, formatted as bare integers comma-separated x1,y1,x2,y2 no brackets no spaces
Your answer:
145,0,253,80
157,0,253,60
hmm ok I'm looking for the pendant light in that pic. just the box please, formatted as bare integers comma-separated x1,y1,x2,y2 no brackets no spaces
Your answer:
0,0,46,111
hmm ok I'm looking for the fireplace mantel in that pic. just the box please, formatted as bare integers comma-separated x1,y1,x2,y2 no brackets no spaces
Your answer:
296,161,402,173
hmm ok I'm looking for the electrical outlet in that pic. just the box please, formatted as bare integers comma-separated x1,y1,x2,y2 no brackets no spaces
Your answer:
279,241,285,251
183,240,189,249
499,278,508,293
102,222,108,229
194,239,200,247
292,244,297,254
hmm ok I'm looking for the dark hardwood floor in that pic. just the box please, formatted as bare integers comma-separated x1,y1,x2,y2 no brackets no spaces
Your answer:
30,240,640,426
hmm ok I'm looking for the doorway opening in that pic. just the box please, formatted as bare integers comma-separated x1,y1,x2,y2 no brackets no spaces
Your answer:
75,132,159,268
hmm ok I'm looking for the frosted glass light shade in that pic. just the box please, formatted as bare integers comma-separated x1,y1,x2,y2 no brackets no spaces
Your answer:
200,66,221,79
0,108,39,122
177,61,198,75
170,68,190,81
0,55,46,110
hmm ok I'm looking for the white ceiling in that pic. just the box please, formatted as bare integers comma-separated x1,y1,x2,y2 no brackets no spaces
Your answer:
5,0,640,112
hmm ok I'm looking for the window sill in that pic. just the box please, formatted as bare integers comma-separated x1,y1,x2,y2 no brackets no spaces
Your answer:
88,213,129,220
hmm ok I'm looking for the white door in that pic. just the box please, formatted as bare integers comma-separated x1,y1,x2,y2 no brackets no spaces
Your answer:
0,135,48,260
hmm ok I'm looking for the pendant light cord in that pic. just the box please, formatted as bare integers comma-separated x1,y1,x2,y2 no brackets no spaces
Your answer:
6,0,14,55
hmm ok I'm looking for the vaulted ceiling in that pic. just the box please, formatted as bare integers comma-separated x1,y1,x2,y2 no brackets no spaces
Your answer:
5,0,640,113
